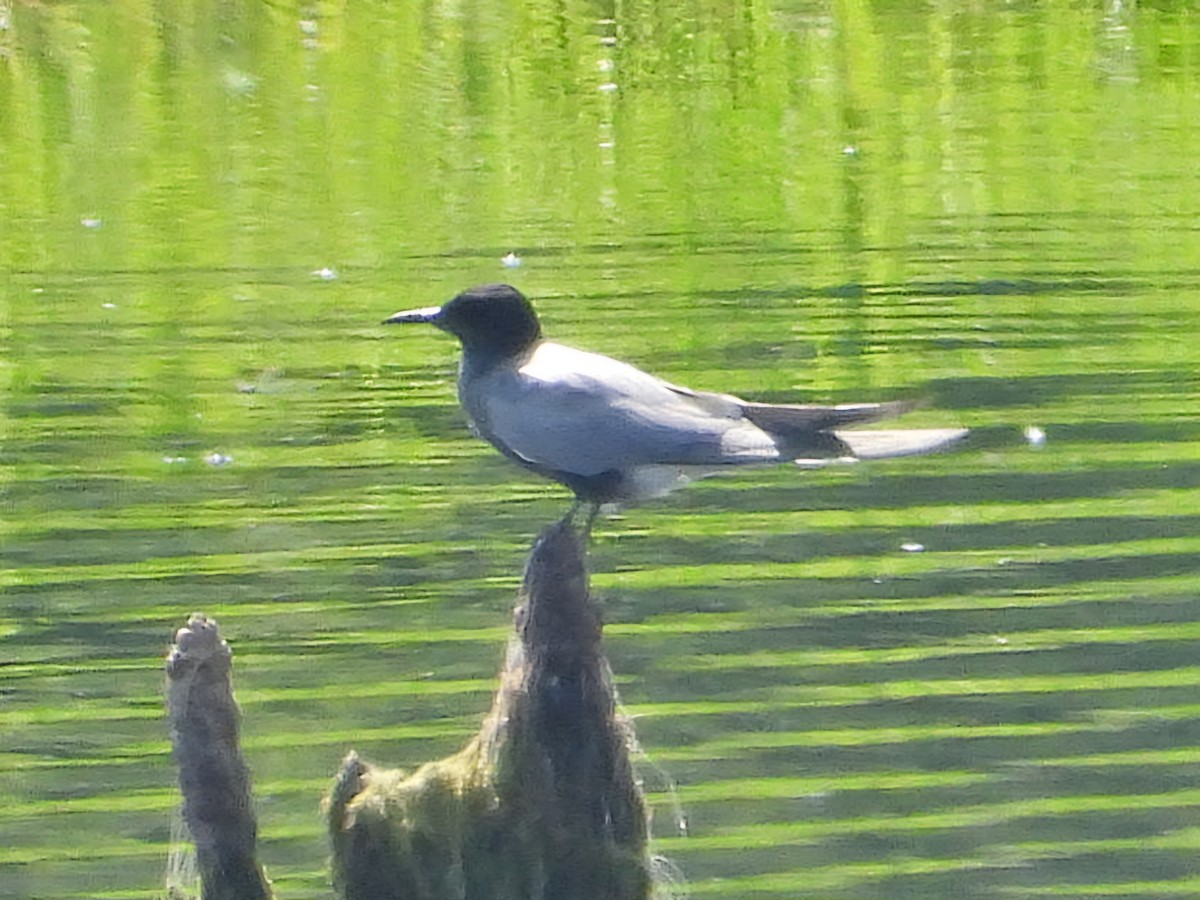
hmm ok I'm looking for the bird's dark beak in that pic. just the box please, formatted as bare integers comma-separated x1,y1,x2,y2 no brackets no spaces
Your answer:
382,306,443,326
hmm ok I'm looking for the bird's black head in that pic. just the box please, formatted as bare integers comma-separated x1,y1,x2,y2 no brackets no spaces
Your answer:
384,284,542,362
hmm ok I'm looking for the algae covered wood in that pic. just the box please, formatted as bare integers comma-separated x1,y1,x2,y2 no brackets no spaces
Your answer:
326,520,654,900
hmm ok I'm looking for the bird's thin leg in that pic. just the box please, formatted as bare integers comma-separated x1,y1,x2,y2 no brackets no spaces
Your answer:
582,502,600,538
559,499,600,539
561,498,583,525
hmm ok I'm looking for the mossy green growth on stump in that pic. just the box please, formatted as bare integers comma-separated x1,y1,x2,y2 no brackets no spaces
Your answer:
326,521,655,900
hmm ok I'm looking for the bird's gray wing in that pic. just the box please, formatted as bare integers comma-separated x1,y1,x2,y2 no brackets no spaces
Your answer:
663,382,916,431
476,343,780,476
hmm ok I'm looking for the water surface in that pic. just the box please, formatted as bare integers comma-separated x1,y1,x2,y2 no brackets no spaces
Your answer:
3,2,1200,898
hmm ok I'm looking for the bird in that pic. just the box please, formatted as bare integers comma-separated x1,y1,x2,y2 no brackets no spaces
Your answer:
383,284,967,516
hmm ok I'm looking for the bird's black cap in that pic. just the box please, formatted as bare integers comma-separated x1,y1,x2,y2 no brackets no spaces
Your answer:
384,284,542,362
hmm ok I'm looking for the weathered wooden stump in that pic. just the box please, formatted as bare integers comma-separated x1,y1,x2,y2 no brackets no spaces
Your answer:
165,520,655,900
165,613,273,900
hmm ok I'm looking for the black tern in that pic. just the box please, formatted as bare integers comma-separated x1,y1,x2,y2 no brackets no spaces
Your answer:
384,284,967,507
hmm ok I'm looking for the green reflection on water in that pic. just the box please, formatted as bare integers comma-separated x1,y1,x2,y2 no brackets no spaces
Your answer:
3,1,1200,898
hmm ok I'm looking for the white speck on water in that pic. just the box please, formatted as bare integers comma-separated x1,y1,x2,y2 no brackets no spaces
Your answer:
1024,425,1046,448
501,252,522,268
900,542,925,553
221,68,258,96
313,267,338,280
80,217,102,229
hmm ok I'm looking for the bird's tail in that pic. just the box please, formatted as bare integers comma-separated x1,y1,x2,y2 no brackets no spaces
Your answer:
741,400,967,463
829,427,969,460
